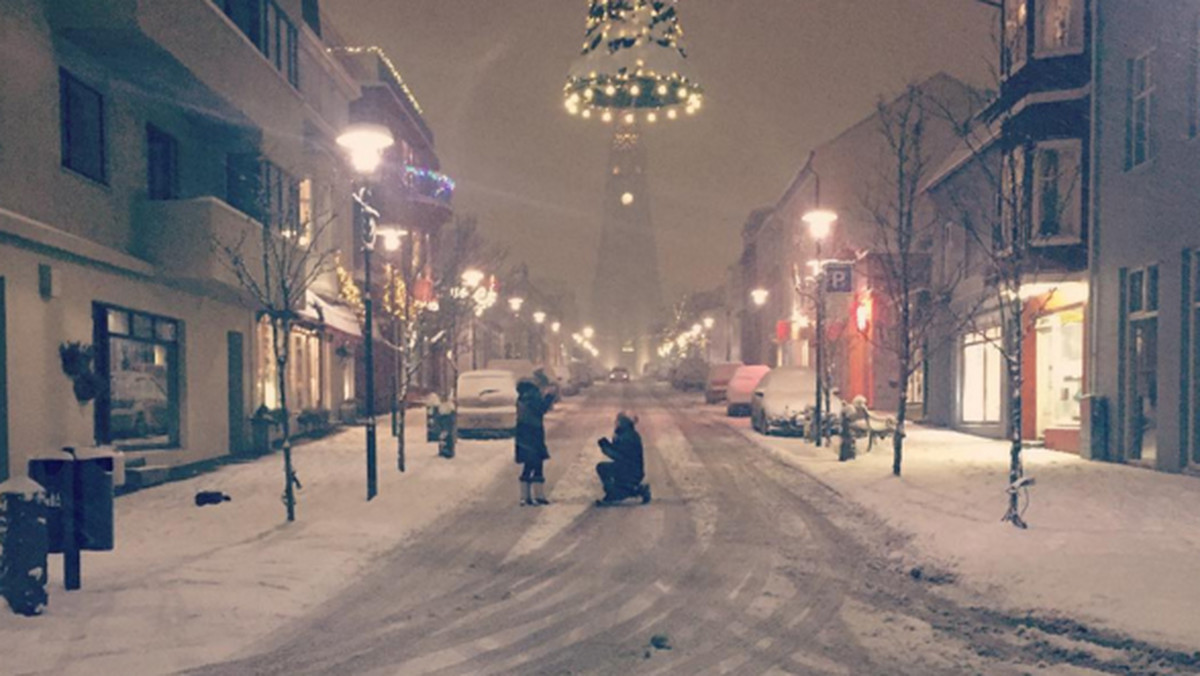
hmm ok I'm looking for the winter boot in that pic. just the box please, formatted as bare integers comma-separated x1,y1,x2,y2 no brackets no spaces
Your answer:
520,481,534,506
532,482,550,506
640,483,652,504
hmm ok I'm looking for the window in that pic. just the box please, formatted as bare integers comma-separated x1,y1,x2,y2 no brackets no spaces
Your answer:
296,178,313,245
1004,0,1029,76
1032,140,1082,243
1129,265,1159,316
962,328,1003,424
60,70,106,183
1035,0,1083,56
94,305,181,449
215,0,299,87
226,154,300,232
1126,51,1155,169
255,316,322,411
146,125,179,200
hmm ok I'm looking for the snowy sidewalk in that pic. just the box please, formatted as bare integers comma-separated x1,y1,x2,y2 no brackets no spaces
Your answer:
713,408,1200,651
0,407,537,675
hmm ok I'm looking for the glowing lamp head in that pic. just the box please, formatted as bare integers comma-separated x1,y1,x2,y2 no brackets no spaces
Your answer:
621,192,635,206
533,311,547,325
460,268,485,289
508,297,525,313
703,317,715,330
378,226,407,252
751,288,770,307
551,321,562,334
582,326,595,339
802,209,838,240
337,123,394,175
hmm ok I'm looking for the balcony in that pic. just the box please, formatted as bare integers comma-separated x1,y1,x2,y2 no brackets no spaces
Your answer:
49,0,306,136
404,167,455,210
133,197,271,297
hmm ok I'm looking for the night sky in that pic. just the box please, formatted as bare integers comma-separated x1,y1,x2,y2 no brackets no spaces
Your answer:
325,1,997,306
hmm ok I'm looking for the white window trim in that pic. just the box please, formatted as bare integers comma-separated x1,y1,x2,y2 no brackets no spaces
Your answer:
1033,0,1085,59
1031,138,1084,246
1129,48,1156,169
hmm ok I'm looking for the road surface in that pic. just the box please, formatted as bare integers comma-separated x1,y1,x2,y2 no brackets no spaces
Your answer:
190,383,1196,675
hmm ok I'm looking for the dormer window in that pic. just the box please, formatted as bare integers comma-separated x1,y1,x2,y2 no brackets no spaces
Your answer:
1004,0,1029,76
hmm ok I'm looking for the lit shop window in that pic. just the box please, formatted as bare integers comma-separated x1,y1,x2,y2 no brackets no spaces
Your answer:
1035,0,1083,56
95,305,181,449
962,329,1002,424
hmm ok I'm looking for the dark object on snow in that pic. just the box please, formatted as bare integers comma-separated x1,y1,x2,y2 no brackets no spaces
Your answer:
194,491,232,506
649,633,672,651
0,478,50,616
596,413,651,505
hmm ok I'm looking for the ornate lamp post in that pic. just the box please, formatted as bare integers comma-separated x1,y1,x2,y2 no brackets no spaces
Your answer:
462,269,484,369
337,122,394,501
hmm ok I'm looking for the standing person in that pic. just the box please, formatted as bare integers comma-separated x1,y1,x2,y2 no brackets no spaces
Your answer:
596,412,651,504
515,379,555,506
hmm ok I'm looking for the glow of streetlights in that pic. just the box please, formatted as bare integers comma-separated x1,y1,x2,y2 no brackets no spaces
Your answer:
582,326,595,339
703,316,715,330
802,209,838,240
461,268,485,289
691,323,703,333
508,297,525,313
751,288,770,307
551,321,561,333
337,123,394,175
533,311,547,324
379,226,407,252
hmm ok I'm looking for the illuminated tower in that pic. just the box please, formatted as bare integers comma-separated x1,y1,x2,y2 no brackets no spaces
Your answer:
563,0,703,370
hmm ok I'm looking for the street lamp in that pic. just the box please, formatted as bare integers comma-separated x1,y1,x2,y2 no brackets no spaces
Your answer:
338,121,395,501
582,326,595,339
461,268,485,289
461,269,484,369
751,288,770,307
508,296,525,313
551,321,561,334
802,206,836,448
703,316,715,330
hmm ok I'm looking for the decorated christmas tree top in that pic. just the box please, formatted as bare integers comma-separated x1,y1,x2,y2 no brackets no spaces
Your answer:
564,0,704,124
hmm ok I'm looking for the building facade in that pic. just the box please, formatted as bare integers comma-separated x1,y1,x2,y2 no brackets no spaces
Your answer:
0,0,445,483
1087,0,1200,472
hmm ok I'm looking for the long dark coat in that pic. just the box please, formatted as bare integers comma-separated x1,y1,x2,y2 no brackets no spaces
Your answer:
515,388,553,464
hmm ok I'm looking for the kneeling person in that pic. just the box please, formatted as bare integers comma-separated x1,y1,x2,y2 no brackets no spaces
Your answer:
596,412,651,504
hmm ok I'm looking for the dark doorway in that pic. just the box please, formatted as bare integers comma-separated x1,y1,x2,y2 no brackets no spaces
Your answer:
228,331,245,455
0,278,8,481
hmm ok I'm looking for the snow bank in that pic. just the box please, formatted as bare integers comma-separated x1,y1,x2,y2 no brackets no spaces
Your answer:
717,410,1200,651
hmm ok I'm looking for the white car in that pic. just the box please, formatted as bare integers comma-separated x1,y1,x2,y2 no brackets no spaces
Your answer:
456,370,518,436
725,365,771,416
750,367,818,436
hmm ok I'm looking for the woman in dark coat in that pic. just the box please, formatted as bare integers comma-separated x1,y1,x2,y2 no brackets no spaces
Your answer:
515,379,555,506
596,412,650,504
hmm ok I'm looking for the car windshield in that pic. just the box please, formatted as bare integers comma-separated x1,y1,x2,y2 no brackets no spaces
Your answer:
730,367,769,389
707,363,742,383
459,372,516,400
765,369,817,397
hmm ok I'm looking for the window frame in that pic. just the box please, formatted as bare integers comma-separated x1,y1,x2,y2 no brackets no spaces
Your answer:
93,303,183,450
1003,0,1030,78
146,124,180,201
961,328,1004,425
1031,138,1083,245
59,69,107,184
1033,0,1084,58
1126,49,1156,170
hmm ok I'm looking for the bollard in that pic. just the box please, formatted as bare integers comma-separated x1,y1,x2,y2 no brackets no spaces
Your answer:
838,407,857,462
0,477,50,616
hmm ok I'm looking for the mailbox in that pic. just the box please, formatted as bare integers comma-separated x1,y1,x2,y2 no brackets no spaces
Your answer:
28,448,114,553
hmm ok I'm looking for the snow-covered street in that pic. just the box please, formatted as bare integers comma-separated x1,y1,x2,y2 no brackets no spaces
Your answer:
4,384,1200,675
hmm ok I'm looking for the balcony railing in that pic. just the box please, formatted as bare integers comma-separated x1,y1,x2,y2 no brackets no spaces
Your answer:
403,166,455,209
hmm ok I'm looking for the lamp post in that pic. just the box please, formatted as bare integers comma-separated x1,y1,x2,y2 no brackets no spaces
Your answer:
381,226,408,441
462,269,484,369
338,122,394,501
803,207,837,448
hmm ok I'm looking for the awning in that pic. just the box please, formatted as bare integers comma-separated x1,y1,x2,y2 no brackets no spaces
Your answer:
305,291,363,338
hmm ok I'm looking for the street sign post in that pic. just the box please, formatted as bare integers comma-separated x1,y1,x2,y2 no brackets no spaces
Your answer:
825,263,853,293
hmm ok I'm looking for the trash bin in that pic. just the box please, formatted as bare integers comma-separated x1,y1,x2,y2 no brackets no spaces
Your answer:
28,448,115,553
0,476,50,616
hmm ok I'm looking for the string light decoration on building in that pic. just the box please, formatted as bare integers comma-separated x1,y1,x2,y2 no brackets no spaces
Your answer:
563,0,703,124
329,45,424,115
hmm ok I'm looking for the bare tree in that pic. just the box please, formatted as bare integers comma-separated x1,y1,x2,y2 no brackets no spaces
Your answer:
856,85,985,476
214,160,336,522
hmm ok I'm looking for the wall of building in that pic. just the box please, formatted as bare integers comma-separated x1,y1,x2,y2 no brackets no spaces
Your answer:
1090,0,1200,471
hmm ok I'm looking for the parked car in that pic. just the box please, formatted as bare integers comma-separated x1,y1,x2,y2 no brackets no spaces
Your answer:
726,365,771,416
456,370,518,437
569,361,593,389
750,367,818,436
670,355,708,391
704,362,744,404
487,359,536,382
608,366,631,382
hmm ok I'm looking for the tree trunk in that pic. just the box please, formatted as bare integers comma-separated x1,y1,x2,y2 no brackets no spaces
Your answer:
1004,291,1027,528
273,318,296,522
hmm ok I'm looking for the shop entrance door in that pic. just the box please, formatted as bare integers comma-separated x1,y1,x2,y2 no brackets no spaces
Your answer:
1129,318,1158,463
1035,312,1084,439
